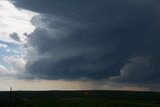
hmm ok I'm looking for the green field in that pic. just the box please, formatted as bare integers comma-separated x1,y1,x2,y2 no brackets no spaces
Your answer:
0,90,160,107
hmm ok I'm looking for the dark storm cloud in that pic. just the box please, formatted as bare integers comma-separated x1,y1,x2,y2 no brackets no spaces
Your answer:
11,0,160,83
10,32,21,42
26,26,120,80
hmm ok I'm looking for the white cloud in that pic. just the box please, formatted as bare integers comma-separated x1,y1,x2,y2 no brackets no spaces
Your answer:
0,65,9,75
0,1,36,79
0,64,16,76
3,55,26,73
0,0,37,44
6,48,19,53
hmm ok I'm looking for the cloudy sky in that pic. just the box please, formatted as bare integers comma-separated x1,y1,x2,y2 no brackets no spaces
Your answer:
0,0,160,91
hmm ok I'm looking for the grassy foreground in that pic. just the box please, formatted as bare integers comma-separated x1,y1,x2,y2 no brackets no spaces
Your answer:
0,90,160,107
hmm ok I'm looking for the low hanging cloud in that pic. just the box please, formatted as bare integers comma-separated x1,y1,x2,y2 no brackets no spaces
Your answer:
11,0,160,85
10,32,21,42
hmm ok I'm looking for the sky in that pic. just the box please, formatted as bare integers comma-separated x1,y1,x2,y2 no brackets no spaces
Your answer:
0,0,160,91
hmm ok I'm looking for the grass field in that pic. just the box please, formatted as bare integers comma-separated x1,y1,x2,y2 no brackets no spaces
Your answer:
0,90,160,107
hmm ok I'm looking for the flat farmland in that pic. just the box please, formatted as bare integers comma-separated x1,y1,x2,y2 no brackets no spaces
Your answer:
0,90,160,107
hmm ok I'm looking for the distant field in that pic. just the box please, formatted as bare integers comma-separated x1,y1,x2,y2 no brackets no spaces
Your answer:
0,90,160,107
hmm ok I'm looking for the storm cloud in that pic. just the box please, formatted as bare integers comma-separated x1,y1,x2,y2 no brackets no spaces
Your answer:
11,0,160,84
